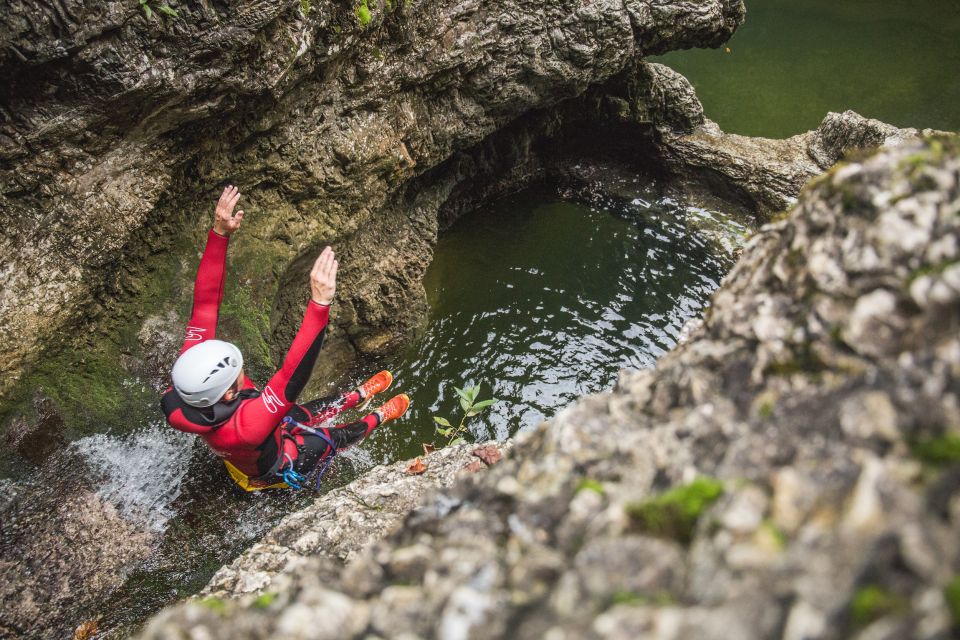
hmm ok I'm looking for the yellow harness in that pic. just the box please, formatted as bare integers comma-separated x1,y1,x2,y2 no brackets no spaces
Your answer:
223,460,290,491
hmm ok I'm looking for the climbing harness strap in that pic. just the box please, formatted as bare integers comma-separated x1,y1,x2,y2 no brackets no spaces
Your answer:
222,415,339,491
279,415,339,489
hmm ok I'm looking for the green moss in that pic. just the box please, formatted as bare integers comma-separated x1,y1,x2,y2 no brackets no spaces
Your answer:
766,343,827,378
611,590,675,607
945,576,960,627
760,519,787,550
0,243,187,451
252,592,277,609
768,210,790,223
219,281,274,380
850,585,907,628
356,0,372,25
757,401,774,420
575,478,605,495
197,597,227,615
624,477,724,545
910,436,960,467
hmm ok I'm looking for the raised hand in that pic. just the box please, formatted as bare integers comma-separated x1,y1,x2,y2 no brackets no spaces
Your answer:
310,246,338,306
213,185,244,236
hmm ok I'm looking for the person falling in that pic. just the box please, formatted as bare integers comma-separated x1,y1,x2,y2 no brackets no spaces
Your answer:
161,185,410,490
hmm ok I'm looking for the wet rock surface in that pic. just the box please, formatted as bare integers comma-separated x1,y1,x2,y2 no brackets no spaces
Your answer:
141,138,960,639
202,441,510,601
0,465,154,639
0,0,745,400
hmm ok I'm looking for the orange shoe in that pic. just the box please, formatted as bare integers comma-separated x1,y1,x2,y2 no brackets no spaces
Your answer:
358,370,393,400
375,393,411,424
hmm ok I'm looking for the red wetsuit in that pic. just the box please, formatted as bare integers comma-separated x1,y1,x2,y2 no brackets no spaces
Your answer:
161,229,339,478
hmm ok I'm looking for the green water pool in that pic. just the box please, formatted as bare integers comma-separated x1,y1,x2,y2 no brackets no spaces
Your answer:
655,0,960,138
359,179,739,464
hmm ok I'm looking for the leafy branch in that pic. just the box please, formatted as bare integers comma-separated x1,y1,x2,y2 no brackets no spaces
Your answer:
139,0,178,19
433,382,497,447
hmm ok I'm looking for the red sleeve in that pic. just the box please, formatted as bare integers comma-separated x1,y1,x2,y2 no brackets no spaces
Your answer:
180,230,229,354
233,302,331,446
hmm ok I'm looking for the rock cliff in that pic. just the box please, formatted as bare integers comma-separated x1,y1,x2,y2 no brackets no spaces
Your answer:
142,138,960,639
0,0,744,403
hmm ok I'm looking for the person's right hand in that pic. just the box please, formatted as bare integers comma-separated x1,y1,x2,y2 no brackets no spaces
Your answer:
310,246,338,305
213,185,244,236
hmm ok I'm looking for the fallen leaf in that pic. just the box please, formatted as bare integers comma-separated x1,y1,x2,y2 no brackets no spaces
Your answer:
73,620,98,640
465,460,484,473
405,457,427,474
472,445,502,466
422,443,436,456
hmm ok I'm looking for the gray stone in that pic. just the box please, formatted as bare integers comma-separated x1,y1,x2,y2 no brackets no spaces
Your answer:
140,135,960,640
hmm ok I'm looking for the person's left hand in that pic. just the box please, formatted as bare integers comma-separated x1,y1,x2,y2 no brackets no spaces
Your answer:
213,185,244,236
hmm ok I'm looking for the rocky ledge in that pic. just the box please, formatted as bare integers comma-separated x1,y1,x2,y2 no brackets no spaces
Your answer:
201,441,511,601
141,138,960,639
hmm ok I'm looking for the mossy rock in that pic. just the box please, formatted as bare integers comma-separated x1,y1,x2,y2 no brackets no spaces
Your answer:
946,576,960,628
910,435,960,467
849,585,907,628
624,477,724,545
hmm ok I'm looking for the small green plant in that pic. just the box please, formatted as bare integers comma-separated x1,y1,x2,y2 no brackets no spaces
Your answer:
139,0,178,19
299,0,312,16
946,575,960,627
252,592,277,609
624,477,724,545
356,0,372,25
849,585,907,628
910,435,960,466
433,382,497,447
197,597,227,615
575,478,605,495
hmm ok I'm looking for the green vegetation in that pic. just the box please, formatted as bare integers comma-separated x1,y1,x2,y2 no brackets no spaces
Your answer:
757,401,775,420
759,519,787,550
849,585,907,628
624,477,724,545
356,0,372,25
766,343,827,377
197,597,227,615
910,435,960,466
299,0,312,16
611,590,675,607
433,382,498,447
252,592,277,609
946,576,960,627
139,0,178,19
219,281,274,381
575,478,605,496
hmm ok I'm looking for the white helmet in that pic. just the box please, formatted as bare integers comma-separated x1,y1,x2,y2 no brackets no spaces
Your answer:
171,340,244,407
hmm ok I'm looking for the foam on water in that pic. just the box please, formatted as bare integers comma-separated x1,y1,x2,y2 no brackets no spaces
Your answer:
73,423,194,532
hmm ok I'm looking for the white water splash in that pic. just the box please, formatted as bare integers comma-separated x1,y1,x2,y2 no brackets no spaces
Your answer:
73,424,194,532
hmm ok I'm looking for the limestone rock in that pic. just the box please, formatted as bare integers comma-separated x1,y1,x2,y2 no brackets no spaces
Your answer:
0,0,746,401
140,139,960,639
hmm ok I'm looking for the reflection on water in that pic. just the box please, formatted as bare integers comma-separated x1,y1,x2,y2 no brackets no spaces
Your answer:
655,0,960,137
364,180,739,464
